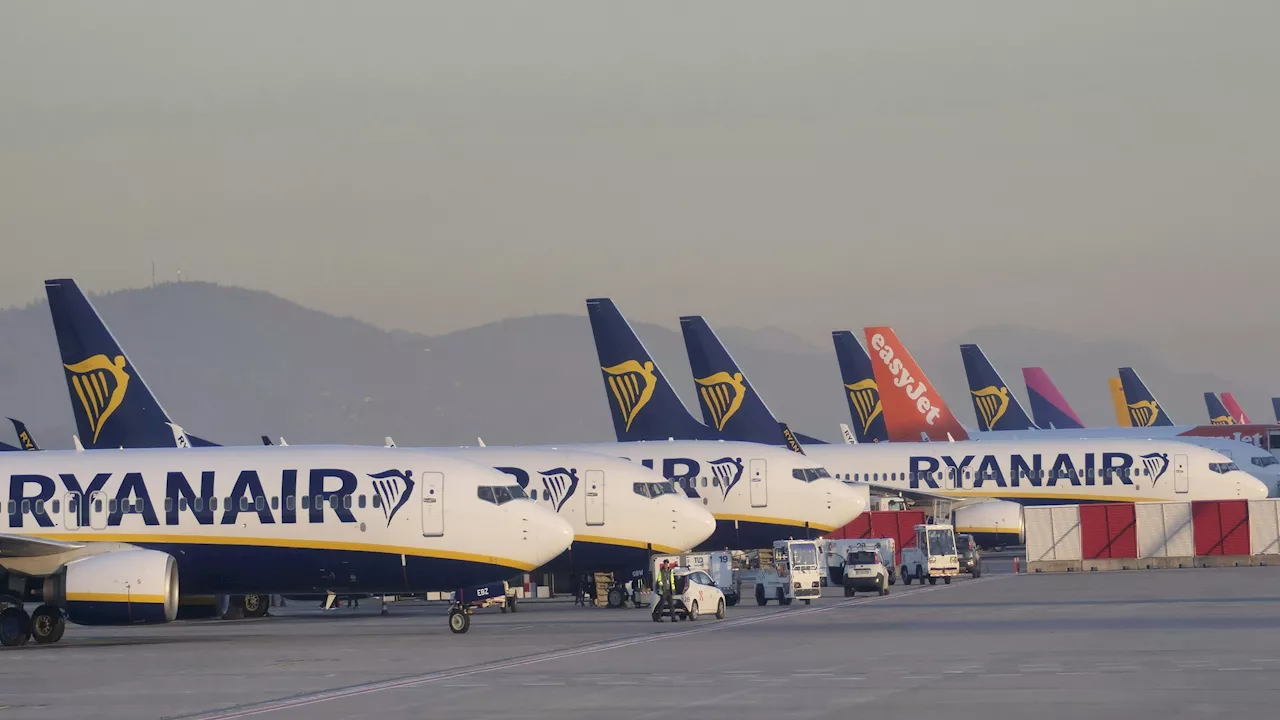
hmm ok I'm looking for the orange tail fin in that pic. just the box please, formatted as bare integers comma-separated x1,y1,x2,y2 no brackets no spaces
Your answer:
1108,377,1132,427
862,327,969,442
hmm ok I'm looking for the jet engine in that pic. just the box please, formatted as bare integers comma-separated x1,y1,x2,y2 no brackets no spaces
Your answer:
43,549,179,626
952,500,1025,549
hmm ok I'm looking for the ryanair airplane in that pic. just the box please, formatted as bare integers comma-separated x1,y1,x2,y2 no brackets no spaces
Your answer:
584,298,867,549
958,345,1280,496
0,444,574,646
672,319,1268,548
40,279,715,609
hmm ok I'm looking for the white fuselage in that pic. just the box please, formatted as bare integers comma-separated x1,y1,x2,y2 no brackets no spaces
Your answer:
561,440,867,549
0,445,574,595
436,446,716,569
803,438,1269,505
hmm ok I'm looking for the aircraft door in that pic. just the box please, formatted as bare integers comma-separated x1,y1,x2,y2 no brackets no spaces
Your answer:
1174,454,1189,494
584,470,605,526
421,471,444,536
750,459,768,507
64,493,81,531
89,491,108,531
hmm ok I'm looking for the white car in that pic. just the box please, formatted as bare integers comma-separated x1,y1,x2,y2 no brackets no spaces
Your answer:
842,550,890,597
652,568,728,622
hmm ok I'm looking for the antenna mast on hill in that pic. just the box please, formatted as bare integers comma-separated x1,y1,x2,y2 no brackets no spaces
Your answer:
151,261,156,287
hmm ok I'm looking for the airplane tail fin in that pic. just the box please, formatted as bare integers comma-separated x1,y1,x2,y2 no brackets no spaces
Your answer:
261,435,274,446
0,440,18,452
1204,392,1236,425
1118,367,1175,427
1273,398,1280,424
1108,377,1131,427
586,298,715,441
958,344,1037,431
831,331,888,443
8,418,41,451
1221,393,1252,424
863,327,969,442
678,315,790,447
1021,368,1084,430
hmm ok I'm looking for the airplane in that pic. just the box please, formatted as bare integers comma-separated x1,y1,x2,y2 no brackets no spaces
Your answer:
958,346,1280,495
830,331,889,444
1222,393,1252,424
0,444,574,646
1205,393,1236,425
582,298,866,549
675,320,1267,548
1021,367,1085,430
41,279,717,608
1118,367,1174,427
8,419,41,451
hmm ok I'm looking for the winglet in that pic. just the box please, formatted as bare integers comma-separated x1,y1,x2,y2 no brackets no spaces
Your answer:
1021,368,1085,430
1221,393,1252,424
863,327,969,442
838,423,857,445
778,422,806,455
166,422,191,449
73,435,84,452
477,436,486,447
278,437,289,446
384,436,397,448
261,435,274,446
8,418,41,451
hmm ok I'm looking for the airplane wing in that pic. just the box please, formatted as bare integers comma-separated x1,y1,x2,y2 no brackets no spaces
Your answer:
0,533,84,558
846,481,956,505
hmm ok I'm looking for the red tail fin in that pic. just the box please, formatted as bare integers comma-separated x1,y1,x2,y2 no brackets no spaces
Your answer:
1221,393,1253,424
863,327,969,442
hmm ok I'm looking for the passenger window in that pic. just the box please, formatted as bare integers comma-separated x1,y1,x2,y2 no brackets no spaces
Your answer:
358,495,366,509
35,499,44,514
254,496,265,511
373,495,382,509
712,478,720,487
702,478,708,488
301,496,311,510
51,500,60,515
95,499,104,513
195,497,205,512
343,495,352,510
108,499,118,513
239,496,250,512
532,490,540,501
272,496,280,510
285,496,295,511
21,500,31,514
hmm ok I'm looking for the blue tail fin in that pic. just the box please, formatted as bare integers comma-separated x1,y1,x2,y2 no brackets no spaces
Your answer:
959,344,1037,431
1273,398,1280,424
8,418,41,450
831,331,888,443
678,315,791,447
586,298,716,441
1117,367,1175,427
45,278,220,449
1204,392,1236,425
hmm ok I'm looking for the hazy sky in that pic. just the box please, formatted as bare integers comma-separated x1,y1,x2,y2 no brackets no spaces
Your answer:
3,2,1277,374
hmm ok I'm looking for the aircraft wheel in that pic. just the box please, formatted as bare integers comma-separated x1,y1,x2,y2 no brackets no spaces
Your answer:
241,593,270,618
688,601,699,621
716,599,726,620
30,605,65,645
448,608,470,634
756,585,767,606
0,607,31,647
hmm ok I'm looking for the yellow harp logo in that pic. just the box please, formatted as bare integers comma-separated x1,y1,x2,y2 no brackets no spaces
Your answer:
694,371,746,431
971,385,1011,430
601,360,656,432
845,379,882,434
1127,400,1161,428
64,354,130,443
1210,415,1235,426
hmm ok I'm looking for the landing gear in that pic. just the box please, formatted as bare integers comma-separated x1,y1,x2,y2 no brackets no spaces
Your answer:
30,605,65,645
0,606,31,647
241,593,270,618
448,606,471,634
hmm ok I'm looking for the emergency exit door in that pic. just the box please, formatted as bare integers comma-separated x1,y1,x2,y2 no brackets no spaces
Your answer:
584,470,605,526
64,493,81,531
89,491,108,531
750,459,768,507
421,471,444,536
1174,454,1189,494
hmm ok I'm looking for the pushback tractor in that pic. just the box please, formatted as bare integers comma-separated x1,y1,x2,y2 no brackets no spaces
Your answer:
753,540,822,606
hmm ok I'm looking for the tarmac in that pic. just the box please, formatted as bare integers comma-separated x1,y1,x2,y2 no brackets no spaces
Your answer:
5,558,1280,720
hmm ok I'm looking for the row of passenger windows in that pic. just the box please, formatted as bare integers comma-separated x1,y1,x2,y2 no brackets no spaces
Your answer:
476,486,528,505
835,466,1161,483
4,494,381,517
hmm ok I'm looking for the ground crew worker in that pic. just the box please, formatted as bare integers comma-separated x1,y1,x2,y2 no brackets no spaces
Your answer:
656,560,676,622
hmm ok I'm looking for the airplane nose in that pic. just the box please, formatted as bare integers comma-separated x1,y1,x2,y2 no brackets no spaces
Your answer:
529,504,575,567
1242,473,1271,500
829,480,868,529
676,501,717,551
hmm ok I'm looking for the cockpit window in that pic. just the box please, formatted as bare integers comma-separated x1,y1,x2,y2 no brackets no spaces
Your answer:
791,467,832,483
633,481,678,499
633,482,651,499
1253,456,1279,468
477,486,526,505
1209,462,1241,474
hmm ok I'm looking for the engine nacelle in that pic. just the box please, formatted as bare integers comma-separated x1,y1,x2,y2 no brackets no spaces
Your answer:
952,500,1024,549
43,549,179,626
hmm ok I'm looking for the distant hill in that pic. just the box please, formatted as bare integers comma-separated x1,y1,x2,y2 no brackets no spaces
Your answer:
0,282,1269,450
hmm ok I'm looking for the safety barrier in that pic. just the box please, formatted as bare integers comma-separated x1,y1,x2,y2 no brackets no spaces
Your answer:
1027,499,1280,573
